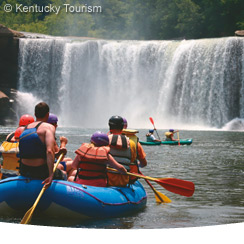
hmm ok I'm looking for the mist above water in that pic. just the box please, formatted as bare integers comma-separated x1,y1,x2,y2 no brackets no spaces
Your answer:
17,37,244,130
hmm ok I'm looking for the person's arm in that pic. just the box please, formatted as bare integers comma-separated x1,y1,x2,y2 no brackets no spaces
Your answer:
137,143,147,167
55,136,68,159
107,154,127,174
71,155,80,170
151,134,161,142
171,130,179,141
42,127,56,187
60,136,68,147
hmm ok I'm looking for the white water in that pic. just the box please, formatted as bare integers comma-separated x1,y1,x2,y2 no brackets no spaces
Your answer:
17,37,244,130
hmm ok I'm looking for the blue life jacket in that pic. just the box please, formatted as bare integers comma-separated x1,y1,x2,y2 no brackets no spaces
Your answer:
19,122,46,159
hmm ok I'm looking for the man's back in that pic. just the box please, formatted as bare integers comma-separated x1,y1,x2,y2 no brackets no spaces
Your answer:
20,121,55,166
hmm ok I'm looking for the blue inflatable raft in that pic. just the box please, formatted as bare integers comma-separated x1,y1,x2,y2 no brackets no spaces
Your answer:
0,176,147,220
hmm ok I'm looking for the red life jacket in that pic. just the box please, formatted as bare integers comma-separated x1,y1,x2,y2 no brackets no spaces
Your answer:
75,143,110,180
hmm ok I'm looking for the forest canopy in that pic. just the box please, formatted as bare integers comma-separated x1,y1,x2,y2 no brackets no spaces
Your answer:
0,0,243,40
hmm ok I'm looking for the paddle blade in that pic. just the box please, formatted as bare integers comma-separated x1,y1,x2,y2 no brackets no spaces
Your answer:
149,117,154,125
20,207,34,224
155,178,195,197
154,190,172,203
20,185,47,224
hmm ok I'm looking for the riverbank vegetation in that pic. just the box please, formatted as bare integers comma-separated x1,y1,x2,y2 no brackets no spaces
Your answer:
0,0,243,39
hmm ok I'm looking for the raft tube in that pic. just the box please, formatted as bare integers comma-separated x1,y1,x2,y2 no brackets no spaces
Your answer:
0,176,147,220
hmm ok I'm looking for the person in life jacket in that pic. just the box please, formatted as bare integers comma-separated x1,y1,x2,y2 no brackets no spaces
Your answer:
19,102,66,187
107,116,147,187
70,131,127,187
0,114,34,179
121,117,148,179
164,129,179,141
146,129,161,142
47,113,74,178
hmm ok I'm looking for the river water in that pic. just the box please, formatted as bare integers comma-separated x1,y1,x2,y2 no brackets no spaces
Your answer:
0,128,243,229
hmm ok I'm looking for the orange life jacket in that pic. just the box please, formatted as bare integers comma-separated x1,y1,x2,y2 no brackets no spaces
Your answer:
75,143,110,180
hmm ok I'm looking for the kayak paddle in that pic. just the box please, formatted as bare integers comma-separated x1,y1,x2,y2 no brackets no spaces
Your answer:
177,131,181,146
107,167,195,197
149,117,161,140
145,177,171,203
20,153,64,224
139,170,171,203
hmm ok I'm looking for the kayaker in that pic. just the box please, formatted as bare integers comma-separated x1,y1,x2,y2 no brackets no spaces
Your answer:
146,129,161,142
107,115,147,186
0,114,35,179
164,129,179,141
19,102,66,187
47,113,74,178
70,131,127,187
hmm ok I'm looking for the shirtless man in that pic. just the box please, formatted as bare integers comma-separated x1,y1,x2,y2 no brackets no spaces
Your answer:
19,102,66,187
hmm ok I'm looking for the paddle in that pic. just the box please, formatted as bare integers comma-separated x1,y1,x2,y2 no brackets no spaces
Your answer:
139,170,171,203
149,117,161,140
107,167,195,197
145,177,171,203
20,153,64,224
177,131,180,146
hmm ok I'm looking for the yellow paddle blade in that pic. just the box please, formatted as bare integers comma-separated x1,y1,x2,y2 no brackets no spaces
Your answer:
20,153,64,224
20,207,34,224
154,190,171,203
20,184,47,224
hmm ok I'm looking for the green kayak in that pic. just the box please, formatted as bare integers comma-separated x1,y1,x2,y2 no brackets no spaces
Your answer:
139,139,193,146
139,141,161,146
161,138,193,145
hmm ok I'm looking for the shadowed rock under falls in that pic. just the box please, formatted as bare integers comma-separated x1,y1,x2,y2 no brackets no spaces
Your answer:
17,37,244,129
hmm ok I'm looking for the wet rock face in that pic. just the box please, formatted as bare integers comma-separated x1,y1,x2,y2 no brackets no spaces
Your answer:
0,24,24,38
0,25,23,90
0,25,24,125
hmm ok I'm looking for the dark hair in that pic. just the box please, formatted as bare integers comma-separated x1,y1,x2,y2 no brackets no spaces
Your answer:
35,102,49,118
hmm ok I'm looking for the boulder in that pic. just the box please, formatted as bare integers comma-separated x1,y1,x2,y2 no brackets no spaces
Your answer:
235,30,244,37
0,24,24,38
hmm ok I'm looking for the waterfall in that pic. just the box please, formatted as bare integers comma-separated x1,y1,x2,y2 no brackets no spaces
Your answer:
17,37,244,130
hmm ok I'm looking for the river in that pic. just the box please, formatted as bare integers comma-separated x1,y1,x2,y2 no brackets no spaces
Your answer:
0,128,243,228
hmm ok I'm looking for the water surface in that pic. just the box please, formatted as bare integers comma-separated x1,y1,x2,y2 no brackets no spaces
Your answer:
0,128,243,228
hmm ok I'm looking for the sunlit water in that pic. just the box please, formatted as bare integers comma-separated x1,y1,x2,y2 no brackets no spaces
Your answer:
0,128,243,229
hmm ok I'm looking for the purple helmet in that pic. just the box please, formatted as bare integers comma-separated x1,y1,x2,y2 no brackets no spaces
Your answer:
169,129,174,132
123,118,128,129
91,131,109,146
47,113,58,124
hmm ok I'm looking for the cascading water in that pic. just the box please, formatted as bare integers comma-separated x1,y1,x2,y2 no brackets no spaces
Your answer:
17,37,244,129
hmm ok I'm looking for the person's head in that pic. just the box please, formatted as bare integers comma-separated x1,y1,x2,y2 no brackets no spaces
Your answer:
108,115,124,132
91,131,109,147
123,118,128,129
18,114,35,126
35,102,49,121
149,129,154,133
169,129,174,132
47,113,58,128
